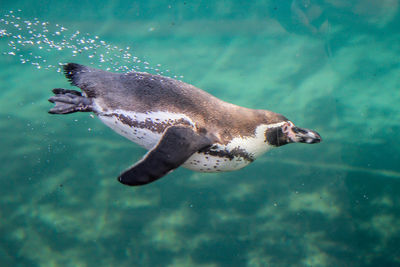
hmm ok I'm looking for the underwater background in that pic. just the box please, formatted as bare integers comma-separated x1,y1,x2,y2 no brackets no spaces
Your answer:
1,0,400,266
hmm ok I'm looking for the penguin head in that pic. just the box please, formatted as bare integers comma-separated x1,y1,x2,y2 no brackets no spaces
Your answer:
265,121,322,147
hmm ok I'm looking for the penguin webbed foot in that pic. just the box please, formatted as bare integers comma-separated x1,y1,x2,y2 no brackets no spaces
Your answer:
48,88,93,114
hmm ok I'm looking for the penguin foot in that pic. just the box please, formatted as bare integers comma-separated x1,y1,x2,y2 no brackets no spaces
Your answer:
48,88,93,114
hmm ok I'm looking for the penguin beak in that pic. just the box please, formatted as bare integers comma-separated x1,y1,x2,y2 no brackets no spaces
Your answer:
291,127,322,144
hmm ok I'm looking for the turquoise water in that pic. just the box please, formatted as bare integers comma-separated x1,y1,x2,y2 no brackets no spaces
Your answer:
1,1,400,266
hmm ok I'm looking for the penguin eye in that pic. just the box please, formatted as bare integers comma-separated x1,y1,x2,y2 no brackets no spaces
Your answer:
282,121,294,134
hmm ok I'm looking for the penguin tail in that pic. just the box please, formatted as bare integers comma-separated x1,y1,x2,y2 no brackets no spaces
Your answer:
62,63,101,98
63,63,86,87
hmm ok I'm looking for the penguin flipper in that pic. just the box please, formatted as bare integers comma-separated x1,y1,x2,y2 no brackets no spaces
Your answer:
118,126,212,186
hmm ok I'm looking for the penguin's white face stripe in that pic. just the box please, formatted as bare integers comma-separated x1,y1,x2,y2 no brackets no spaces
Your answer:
224,122,286,158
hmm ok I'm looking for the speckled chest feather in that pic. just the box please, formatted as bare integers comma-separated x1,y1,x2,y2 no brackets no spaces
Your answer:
95,105,283,172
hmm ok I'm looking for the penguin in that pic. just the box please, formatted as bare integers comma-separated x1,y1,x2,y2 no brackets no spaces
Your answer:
48,63,321,186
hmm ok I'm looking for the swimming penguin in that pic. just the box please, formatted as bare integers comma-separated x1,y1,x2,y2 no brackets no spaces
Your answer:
49,63,321,186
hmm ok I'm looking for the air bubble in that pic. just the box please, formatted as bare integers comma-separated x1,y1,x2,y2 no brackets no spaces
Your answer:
1,9,182,78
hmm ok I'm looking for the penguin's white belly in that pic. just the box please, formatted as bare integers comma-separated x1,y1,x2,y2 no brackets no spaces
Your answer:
183,126,277,172
97,109,194,150
184,123,283,172
95,107,278,173
182,152,251,172
97,111,251,172
98,112,162,150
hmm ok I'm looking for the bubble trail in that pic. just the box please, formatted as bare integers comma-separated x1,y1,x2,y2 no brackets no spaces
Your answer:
0,10,178,77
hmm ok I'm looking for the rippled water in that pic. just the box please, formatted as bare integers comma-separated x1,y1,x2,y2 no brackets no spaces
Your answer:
1,1,400,266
